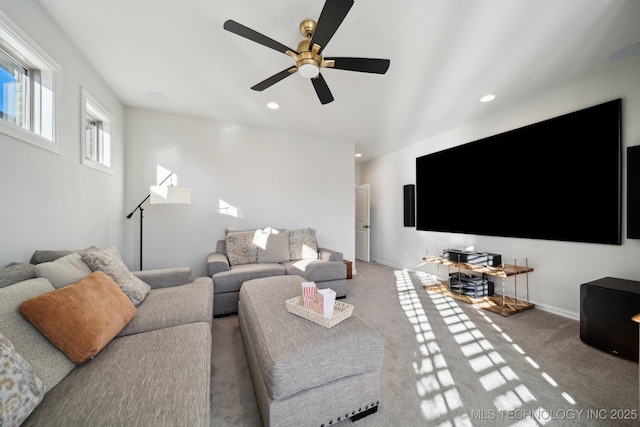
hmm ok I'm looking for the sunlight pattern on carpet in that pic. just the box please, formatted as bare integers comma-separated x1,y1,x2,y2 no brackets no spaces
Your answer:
410,268,578,426
471,305,576,407
394,269,471,426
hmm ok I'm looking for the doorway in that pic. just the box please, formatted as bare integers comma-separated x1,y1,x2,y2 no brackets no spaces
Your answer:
355,184,370,262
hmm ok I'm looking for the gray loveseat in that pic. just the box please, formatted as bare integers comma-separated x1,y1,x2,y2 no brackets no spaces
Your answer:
207,228,347,317
0,247,213,427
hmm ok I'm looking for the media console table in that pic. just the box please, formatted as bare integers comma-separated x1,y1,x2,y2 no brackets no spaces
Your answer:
420,255,534,316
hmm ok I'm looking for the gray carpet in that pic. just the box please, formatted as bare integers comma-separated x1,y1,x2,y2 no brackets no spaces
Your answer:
210,261,638,426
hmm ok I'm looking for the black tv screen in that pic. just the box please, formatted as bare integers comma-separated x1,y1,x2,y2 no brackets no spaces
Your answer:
416,98,622,245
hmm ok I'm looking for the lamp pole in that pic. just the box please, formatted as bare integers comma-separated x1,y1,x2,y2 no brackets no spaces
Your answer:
126,172,173,270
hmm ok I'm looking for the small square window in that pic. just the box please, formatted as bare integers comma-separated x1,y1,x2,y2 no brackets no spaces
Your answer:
81,88,113,174
0,10,62,153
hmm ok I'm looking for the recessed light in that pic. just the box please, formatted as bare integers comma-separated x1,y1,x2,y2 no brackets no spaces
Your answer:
147,92,169,102
480,94,496,103
267,102,279,110
355,153,362,158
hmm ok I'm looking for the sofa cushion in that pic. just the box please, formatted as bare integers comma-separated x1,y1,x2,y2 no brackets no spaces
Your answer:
289,228,319,260
257,231,290,263
0,332,45,426
0,263,36,289
33,253,93,289
226,231,259,265
212,263,286,294
281,259,347,282
19,271,136,365
118,277,213,336
0,278,76,393
22,323,211,427
81,246,151,305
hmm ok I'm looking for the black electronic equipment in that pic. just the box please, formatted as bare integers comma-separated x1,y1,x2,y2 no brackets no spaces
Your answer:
443,249,502,267
627,145,640,238
449,272,494,298
403,184,415,227
580,277,640,362
416,99,622,245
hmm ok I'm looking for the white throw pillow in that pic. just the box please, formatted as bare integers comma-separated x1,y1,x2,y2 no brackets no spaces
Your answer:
34,252,92,289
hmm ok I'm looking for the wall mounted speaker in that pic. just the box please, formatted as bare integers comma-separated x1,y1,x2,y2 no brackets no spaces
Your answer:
404,184,415,227
628,146,640,238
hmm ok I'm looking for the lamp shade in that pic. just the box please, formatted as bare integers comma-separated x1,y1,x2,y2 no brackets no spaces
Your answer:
150,185,191,205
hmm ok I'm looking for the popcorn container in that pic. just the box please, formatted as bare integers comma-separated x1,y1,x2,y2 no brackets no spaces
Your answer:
301,282,316,309
317,288,336,318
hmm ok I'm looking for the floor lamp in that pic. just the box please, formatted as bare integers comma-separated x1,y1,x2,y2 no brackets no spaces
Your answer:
126,173,191,270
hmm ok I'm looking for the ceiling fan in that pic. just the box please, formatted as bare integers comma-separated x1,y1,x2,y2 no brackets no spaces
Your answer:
223,0,390,105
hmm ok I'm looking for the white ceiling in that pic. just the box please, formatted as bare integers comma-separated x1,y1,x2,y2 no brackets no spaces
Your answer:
37,0,640,162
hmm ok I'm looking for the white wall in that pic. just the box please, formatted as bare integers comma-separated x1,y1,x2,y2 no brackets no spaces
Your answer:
123,108,355,277
361,57,640,319
0,1,125,266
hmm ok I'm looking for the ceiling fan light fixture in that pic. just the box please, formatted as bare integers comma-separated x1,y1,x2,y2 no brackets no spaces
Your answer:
298,62,320,78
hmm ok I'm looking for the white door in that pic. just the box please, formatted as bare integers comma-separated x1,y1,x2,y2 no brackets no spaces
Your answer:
355,184,370,262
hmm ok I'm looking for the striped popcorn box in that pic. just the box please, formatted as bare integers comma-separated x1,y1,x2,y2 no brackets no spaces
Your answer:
301,282,316,309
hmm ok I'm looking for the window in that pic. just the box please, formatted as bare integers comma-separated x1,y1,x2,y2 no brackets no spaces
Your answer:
81,88,113,174
0,11,62,153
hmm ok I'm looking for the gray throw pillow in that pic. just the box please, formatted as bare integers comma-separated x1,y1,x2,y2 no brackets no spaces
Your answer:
0,278,76,393
29,246,99,265
81,246,151,306
0,263,36,289
257,231,290,263
33,253,93,289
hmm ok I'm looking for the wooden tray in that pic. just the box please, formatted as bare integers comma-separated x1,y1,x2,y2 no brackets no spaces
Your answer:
285,296,354,328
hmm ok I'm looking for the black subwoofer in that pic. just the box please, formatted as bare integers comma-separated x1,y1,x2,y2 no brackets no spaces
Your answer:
580,277,640,362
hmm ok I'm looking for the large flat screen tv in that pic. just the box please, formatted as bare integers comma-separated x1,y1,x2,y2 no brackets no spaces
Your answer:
416,98,622,245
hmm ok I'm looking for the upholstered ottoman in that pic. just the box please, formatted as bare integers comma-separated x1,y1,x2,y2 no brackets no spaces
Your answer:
238,275,384,427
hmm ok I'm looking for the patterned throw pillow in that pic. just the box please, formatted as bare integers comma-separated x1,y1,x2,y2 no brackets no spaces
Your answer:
226,231,259,266
81,246,151,306
0,278,76,393
289,229,319,260
0,332,45,426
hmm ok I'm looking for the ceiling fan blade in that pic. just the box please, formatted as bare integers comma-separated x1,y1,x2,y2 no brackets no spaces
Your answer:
224,20,298,55
325,57,390,74
311,74,334,105
251,67,297,91
310,0,354,54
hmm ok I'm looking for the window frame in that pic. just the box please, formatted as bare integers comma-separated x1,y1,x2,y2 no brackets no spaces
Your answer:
81,87,114,175
0,10,63,154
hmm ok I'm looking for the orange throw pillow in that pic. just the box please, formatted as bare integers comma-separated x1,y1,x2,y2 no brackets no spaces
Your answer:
19,271,136,364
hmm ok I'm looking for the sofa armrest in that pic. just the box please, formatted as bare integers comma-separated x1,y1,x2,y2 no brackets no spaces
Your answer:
318,247,343,262
133,267,192,289
207,252,230,276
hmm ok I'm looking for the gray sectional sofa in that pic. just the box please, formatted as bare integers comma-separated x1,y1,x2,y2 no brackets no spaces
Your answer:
207,227,347,317
0,247,213,427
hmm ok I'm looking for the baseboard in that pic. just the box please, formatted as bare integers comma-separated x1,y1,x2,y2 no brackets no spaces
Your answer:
370,258,408,270
532,302,579,321
371,257,580,321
